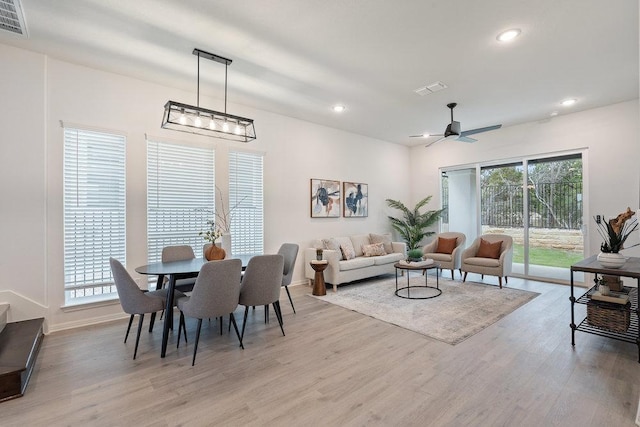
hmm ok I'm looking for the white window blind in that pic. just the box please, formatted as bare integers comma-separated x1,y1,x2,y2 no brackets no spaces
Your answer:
63,128,126,302
147,140,214,262
229,151,264,255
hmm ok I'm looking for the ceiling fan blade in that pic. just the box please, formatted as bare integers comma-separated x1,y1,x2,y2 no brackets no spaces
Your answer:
425,137,446,148
460,124,502,137
455,136,477,143
410,133,443,138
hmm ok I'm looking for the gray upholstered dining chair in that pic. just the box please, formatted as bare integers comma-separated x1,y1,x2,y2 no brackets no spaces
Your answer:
238,254,285,342
110,257,184,359
278,243,299,313
176,258,243,366
161,245,197,292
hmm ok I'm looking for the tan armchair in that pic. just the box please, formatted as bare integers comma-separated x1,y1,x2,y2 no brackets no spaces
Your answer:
461,234,513,288
422,232,466,279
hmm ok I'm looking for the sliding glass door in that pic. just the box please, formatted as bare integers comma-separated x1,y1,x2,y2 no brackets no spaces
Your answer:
442,153,584,283
480,163,525,275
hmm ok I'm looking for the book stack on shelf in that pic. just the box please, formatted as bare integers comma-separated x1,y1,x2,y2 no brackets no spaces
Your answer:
587,288,631,333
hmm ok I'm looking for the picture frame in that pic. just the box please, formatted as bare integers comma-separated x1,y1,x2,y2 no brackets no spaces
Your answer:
310,179,341,218
343,182,368,217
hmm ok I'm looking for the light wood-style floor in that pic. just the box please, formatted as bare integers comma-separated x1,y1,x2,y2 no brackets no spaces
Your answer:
2,276,639,426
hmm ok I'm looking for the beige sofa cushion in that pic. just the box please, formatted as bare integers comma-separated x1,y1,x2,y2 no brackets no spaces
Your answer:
372,252,404,265
339,257,375,271
370,233,393,254
350,234,371,257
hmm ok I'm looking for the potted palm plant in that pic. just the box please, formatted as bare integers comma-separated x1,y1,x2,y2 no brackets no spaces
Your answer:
386,196,444,250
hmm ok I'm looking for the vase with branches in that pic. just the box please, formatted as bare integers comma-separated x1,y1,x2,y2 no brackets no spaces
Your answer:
386,196,444,250
198,186,245,253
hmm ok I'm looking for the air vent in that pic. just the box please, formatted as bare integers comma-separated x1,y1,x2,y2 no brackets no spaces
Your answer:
414,81,448,96
0,0,28,37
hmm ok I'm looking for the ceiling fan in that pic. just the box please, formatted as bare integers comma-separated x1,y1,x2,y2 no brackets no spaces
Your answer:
410,103,502,147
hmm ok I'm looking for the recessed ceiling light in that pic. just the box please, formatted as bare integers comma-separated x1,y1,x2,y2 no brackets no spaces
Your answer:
496,28,521,42
332,105,346,113
550,111,559,117
561,98,577,107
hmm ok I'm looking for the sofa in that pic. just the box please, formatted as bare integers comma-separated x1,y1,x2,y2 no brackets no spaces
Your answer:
304,233,406,292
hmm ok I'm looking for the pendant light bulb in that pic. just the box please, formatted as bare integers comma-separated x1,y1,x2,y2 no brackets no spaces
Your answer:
209,119,216,130
194,114,202,127
179,109,187,125
222,121,230,133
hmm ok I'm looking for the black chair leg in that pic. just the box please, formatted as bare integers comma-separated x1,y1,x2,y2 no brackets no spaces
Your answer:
149,312,157,333
264,304,269,323
125,314,134,343
240,306,250,342
192,318,203,366
133,313,144,360
219,316,223,335
229,313,244,349
272,301,285,336
177,311,187,348
284,286,296,313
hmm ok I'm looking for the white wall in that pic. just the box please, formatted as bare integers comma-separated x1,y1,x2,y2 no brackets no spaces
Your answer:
0,43,410,331
2,40,638,331
409,99,640,258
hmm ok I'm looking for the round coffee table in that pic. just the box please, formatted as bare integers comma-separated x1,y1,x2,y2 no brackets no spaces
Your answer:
393,261,441,299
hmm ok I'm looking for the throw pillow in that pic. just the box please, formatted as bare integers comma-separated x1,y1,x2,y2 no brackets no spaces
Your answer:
322,238,343,259
435,237,457,254
370,233,393,254
340,240,356,260
476,238,502,259
362,242,387,257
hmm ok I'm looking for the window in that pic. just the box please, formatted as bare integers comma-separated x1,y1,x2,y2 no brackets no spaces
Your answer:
147,139,214,262
229,150,264,255
63,128,126,303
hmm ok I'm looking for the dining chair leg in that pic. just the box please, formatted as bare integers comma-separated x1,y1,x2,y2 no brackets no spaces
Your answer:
133,313,144,360
240,306,250,342
125,314,134,343
149,312,157,333
192,318,203,366
272,301,285,337
264,304,269,324
229,313,244,349
284,286,296,313
177,311,187,348
219,316,223,335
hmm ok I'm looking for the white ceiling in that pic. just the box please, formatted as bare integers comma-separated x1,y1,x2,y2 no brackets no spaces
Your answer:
2,0,638,146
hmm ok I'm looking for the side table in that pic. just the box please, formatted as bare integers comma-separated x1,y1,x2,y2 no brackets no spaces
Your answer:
310,260,329,296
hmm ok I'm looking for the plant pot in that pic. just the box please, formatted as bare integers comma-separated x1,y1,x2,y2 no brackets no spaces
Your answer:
204,244,226,261
596,252,626,269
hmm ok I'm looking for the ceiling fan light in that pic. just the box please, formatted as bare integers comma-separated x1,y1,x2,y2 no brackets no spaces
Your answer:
497,28,521,42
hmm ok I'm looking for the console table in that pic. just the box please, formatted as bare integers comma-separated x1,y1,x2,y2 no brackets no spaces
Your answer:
570,254,640,362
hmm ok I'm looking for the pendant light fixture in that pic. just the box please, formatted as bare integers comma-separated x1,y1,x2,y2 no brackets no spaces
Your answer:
161,48,256,142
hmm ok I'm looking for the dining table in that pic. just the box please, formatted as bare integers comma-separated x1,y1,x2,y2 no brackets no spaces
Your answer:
135,254,255,357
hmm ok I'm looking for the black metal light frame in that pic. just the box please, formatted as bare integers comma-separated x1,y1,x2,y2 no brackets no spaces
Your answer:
161,49,256,142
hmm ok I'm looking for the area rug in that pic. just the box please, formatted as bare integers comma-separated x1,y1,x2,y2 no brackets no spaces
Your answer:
309,275,539,345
